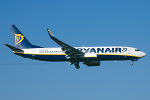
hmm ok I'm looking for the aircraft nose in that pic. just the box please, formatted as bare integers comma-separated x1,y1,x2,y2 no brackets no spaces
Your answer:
141,52,146,57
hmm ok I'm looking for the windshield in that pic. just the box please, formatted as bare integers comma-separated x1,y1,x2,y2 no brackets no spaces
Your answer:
135,49,140,51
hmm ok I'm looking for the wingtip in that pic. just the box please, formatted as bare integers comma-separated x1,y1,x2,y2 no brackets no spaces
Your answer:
47,29,54,38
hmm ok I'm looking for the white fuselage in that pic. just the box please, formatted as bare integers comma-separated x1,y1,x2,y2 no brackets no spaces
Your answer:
18,46,146,61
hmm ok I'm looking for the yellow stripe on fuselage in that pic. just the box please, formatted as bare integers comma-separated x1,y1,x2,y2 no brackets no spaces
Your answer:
13,52,141,58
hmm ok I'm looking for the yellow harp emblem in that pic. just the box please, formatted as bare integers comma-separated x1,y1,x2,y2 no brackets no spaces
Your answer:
15,33,24,46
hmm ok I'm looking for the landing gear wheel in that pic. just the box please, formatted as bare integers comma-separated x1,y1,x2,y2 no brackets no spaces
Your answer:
75,65,80,69
74,62,80,69
131,61,133,66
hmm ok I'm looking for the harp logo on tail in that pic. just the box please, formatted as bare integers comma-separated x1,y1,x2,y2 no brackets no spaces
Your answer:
15,33,24,46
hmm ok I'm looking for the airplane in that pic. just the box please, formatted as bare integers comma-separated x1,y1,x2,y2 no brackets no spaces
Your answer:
5,25,146,69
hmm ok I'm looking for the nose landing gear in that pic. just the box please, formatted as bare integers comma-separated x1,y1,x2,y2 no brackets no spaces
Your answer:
130,59,138,66
131,60,133,66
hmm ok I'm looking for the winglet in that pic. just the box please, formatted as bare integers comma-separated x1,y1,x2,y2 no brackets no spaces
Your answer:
47,29,54,39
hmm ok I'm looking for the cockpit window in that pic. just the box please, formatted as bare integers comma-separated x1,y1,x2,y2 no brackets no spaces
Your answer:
135,49,140,51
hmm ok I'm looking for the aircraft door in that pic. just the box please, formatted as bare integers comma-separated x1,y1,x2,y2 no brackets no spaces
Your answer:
128,48,131,54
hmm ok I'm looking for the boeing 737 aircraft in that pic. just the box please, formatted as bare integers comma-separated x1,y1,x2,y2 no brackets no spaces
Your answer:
5,25,146,69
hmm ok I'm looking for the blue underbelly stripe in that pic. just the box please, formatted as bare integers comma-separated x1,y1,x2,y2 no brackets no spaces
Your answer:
15,53,140,61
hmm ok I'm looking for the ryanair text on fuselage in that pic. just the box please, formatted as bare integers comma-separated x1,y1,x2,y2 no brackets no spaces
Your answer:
77,47,127,53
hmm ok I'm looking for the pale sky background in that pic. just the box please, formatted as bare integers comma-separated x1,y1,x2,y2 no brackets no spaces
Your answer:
0,0,150,100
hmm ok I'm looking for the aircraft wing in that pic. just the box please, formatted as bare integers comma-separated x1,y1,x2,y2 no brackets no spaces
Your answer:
47,29,84,59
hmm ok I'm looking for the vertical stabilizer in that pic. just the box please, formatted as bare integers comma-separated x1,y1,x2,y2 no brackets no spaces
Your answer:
10,25,42,49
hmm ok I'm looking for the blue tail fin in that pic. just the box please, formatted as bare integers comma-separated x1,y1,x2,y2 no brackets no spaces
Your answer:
10,25,42,49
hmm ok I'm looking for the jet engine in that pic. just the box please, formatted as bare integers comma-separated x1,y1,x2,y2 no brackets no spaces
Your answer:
84,60,100,66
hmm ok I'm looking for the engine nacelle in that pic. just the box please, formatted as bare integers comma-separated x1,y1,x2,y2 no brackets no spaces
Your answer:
84,53,97,60
84,60,100,66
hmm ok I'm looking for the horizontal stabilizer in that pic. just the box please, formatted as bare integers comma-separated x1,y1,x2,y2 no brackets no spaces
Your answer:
4,44,24,52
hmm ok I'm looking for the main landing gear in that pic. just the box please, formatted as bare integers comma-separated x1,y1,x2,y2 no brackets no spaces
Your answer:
69,61,80,69
74,63,80,69
74,62,80,69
